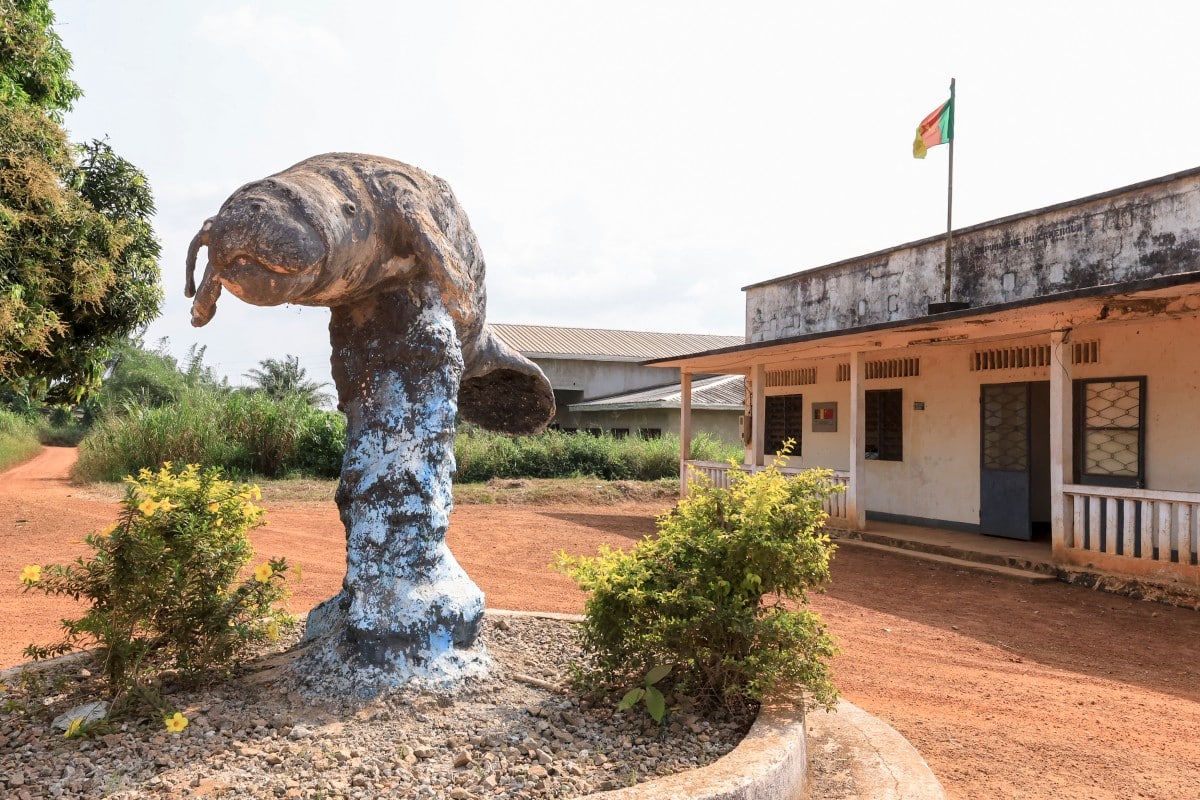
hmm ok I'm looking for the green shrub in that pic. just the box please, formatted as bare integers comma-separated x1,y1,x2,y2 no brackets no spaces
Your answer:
295,409,348,477
453,428,742,483
558,449,841,714
21,463,291,720
0,408,40,471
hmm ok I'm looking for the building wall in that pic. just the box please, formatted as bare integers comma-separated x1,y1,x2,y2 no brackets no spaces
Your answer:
555,407,741,445
746,170,1200,342
534,358,682,402
755,313,1200,525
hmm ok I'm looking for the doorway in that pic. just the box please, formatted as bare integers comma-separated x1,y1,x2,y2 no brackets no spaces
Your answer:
980,381,1050,540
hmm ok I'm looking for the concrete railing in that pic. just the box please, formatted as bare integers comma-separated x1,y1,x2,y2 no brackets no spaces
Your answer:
685,461,850,519
1064,484,1200,567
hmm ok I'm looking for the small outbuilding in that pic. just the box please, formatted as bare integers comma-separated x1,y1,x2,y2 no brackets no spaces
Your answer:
491,324,744,443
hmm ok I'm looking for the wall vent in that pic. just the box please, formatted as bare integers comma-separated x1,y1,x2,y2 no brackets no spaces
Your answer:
835,359,921,381
1072,340,1100,365
971,340,1100,371
866,357,920,380
766,367,817,387
971,344,1051,371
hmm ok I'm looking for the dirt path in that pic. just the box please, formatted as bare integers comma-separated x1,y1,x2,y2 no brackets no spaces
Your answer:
3,448,1198,799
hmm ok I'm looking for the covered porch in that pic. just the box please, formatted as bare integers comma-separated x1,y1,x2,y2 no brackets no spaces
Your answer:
656,273,1200,591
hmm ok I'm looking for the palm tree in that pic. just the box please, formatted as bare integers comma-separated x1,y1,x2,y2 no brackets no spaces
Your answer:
244,355,330,407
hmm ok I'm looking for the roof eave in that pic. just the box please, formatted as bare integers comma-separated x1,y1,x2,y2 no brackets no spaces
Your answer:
646,270,1200,370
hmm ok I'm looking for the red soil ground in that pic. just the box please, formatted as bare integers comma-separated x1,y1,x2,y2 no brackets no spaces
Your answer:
2,448,1198,799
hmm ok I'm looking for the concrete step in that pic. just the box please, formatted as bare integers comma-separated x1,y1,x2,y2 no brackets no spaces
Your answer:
834,538,1058,582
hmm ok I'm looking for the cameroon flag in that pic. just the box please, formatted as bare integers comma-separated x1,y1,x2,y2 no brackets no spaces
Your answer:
912,96,954,159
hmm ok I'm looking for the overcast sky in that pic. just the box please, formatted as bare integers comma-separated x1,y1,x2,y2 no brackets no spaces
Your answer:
51,0,1200,386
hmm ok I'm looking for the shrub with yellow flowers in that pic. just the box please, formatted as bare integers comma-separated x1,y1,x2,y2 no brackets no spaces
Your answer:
20,463,291,719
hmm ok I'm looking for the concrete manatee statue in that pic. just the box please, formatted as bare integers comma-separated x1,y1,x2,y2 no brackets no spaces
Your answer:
185,153,555,690
185,152,554,435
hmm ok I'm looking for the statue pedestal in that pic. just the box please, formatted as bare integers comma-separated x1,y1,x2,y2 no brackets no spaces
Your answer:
299,286,489,691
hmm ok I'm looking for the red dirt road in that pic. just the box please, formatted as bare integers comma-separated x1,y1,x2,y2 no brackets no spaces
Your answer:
3,448,1199,799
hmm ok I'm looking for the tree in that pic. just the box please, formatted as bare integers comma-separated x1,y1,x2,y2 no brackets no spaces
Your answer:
0,0,162,406
0,0,81,120
244,355,330,407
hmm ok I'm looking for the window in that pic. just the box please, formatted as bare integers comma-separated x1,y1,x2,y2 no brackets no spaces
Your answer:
638,428,662,440
865,389,902,461
610,428,629,439
764,394,803,457
1074,377,1145,488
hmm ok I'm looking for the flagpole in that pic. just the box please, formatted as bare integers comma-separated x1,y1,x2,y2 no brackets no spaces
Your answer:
943,77,955,303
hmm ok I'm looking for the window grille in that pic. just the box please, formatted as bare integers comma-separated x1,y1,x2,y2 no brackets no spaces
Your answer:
865,389,903,460
764,394,803,458
1074,377,1144,487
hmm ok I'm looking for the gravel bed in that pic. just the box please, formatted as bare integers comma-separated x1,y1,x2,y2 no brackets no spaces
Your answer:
0,614,755,799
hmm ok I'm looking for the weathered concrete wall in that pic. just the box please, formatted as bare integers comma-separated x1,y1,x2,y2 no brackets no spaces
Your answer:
747,169,1200,342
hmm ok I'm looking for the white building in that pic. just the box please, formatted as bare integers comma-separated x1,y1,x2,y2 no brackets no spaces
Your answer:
651,167,1200,590
491,324,743,442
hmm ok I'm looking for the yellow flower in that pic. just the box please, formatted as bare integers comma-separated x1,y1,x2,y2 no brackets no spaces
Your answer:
157,498,177,513
251,485,262,501
214,517,223,528
20,565,41,585
138,498,161,516
207,502,220,513
98,523,119,538
64,717,84,738
253,563,273,583
165,712,189,732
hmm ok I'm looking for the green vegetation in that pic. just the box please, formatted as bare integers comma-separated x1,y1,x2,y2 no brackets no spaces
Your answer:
21,463,291,721
0,1,162,406
69,350,736,484
243,354,330,407
454,427,739,483
73,388,347,482
558,448,841,715
0,407,38,470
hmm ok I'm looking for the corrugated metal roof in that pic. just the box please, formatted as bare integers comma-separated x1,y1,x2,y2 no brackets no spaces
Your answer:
491,324,744,362
569,375,745,411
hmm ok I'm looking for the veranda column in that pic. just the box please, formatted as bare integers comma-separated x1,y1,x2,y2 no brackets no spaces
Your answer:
751,362,767,467
679,371,693,498
1049,330,1074,558
847,351,867,530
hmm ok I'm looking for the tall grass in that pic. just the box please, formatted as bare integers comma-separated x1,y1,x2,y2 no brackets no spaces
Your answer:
73,388,347,482
74,390,740,485
0,408,40,472
453,427,740,483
